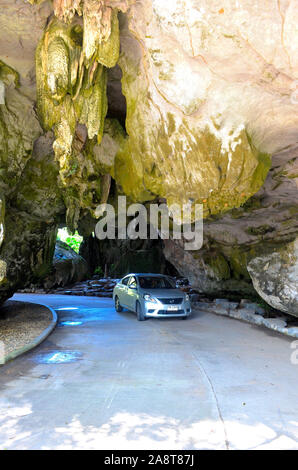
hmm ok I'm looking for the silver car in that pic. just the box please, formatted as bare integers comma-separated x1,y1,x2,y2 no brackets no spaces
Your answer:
113,273,192,321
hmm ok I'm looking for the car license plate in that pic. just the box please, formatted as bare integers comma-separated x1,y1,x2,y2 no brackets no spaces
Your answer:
167,306,179,311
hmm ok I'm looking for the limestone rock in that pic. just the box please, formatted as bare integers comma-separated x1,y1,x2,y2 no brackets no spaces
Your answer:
247,239,298,316
0,0,297,313
44,240,88,288
118,0,298,313
113,1,297,213
0,0,52,99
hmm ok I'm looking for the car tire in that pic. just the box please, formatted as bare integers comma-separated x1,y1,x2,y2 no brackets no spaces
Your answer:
115,296,123,313
182,316,187,320
136,301,146,321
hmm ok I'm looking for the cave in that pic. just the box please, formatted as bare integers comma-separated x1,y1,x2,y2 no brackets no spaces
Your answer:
0,0,296,314
0,0,297,452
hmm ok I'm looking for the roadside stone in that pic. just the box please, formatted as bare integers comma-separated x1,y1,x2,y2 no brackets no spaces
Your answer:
238,301,264,315
264,318,287,329
213,305,229,315
215,299,230,305
190,294,200,302
255,306,265,315
198,301,298,339
240,302,256,311
233,308,260,323
287,327,298,337
196,302,217,312
228,302,239,310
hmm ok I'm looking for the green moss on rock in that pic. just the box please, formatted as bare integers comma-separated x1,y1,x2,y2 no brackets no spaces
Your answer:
0,60,19,87
205,253,231,280
35,11,120,230
95,10,120,68
0,63,41,193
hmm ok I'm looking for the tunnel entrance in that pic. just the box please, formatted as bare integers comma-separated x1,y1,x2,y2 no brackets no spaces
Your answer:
79,233,179,279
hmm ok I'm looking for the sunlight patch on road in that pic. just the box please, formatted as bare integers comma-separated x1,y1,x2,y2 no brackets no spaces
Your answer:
33,351,83,364
56,307,78,311
51,411,226,450
48,412,298,450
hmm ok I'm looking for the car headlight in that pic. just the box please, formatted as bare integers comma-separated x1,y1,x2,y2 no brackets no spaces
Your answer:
143,294,157,303
185,294,190,301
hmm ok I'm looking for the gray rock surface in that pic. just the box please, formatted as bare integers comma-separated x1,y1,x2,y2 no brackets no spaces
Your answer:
248,239,298,316
44,241,89,288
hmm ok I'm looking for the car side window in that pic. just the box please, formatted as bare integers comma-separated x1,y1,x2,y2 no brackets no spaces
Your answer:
122,277,129,286
128,276,137,289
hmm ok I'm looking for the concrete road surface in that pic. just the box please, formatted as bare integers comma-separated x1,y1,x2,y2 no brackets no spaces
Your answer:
0,294,297,450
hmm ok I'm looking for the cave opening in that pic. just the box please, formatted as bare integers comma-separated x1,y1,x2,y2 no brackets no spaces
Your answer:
79,231,180,280
57,227,83,254
106,64,127,130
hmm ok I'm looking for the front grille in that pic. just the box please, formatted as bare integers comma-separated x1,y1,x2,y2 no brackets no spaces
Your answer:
158,309,185,315
158,298,183,305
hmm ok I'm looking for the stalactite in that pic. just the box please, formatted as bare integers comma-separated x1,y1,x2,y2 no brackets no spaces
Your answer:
34,1,123,230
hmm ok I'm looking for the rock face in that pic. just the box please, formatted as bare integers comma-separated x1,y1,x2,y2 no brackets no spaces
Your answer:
163,140,298,299
247,239,298,315
43,240,88,288
0,1,60,303
0,1,297,314
118,0,297,311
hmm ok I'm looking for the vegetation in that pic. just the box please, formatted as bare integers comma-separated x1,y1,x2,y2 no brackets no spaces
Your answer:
57,228,83,254
94,266,103,276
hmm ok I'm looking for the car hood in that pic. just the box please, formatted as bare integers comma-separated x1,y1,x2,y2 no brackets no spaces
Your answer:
139,288,185,298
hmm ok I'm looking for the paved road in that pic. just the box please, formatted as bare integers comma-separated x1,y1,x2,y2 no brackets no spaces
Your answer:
0,294,297,450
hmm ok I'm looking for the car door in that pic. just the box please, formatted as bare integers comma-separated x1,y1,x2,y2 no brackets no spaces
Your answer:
126,276,138,310
117,276,130,307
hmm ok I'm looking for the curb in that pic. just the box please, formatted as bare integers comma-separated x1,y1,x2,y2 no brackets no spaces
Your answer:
194,303,298,340
2,303,58,364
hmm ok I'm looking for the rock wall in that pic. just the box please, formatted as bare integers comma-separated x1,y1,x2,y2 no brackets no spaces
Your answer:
0,1,297,314
44,239,88,288
163,141,298,302
247,239,298,314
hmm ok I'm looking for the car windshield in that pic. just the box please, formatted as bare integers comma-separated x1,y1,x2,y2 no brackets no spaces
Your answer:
138,276,175,289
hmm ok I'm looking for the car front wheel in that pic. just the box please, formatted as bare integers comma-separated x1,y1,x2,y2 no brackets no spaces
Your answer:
136,301,146,321
115,296,123,312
